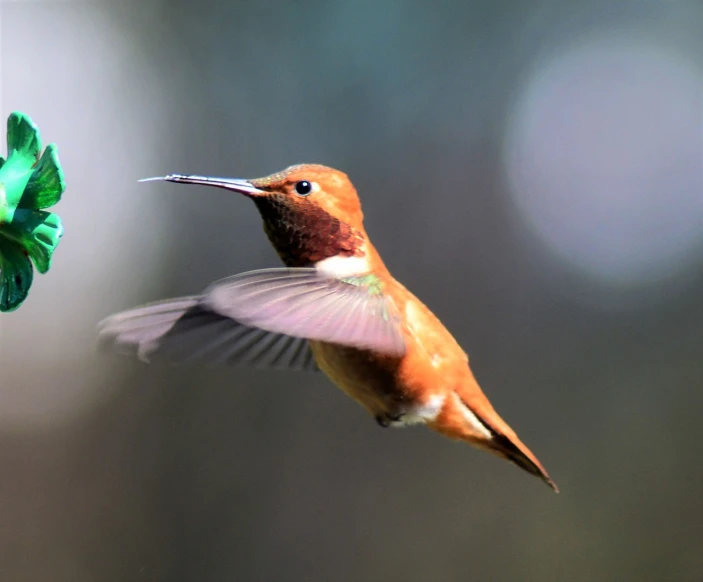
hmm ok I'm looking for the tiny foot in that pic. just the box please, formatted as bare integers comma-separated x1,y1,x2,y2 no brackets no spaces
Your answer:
375,412,404,428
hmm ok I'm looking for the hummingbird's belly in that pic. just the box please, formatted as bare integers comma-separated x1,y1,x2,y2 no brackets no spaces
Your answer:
309,340,411,418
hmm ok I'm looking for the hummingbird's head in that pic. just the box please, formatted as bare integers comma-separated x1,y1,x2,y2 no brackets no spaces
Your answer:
249,164,364,229
143,164,368,267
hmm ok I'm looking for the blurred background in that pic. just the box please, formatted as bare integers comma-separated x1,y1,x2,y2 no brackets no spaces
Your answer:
1,1,702,580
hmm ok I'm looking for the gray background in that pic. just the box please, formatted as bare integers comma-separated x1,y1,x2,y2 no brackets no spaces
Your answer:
1,1,702,581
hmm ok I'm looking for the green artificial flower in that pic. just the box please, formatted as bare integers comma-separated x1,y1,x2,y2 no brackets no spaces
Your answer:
0,112,65,311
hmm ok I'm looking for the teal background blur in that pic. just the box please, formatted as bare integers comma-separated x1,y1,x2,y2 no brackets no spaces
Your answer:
1,1,702,581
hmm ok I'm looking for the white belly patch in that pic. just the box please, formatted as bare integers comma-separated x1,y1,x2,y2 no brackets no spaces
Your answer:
387,394,446,427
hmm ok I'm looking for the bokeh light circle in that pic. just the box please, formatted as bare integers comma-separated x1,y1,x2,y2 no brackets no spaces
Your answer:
504,34,703,287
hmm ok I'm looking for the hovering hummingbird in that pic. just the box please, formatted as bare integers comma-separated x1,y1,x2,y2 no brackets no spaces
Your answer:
98,164,557,492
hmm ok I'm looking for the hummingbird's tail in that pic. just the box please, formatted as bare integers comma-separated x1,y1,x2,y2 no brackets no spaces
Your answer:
431,378,558,492
473,415,559,493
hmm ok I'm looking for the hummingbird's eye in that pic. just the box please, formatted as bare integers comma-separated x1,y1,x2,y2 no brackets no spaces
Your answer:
294,180,313,196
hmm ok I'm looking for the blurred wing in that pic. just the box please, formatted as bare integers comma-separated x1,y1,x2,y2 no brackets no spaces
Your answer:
204,268,406,357
97,297,319,372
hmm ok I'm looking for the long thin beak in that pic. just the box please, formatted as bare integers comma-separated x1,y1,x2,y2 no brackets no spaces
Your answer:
139,174,265,197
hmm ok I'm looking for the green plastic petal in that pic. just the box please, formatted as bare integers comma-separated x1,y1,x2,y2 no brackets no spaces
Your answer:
7,112,41,160
0,113,44,220
0,237,34,312
0,113,65,311
0,183,8,225
21,144,65,209
1,209,63,274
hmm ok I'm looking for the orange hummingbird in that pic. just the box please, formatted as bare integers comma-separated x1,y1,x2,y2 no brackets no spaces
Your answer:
98,164,558,492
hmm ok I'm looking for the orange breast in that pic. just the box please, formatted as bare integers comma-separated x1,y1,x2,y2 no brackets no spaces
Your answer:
309,271,471,419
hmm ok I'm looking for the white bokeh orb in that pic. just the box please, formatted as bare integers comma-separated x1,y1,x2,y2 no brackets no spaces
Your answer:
504,33,703,287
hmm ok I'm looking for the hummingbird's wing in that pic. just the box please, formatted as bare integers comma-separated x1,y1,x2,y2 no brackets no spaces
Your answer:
203,268,406,357
98,297,319,372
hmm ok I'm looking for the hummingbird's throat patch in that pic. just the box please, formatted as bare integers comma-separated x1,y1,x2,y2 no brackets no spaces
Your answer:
254,194,364,267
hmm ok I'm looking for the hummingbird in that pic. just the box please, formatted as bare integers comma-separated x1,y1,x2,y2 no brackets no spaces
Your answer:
98,164,557,492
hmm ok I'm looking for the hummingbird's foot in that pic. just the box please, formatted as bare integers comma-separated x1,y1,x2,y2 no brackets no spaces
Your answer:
375,412,405,428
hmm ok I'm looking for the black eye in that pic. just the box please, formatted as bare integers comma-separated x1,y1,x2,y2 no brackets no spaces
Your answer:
294,180,312,196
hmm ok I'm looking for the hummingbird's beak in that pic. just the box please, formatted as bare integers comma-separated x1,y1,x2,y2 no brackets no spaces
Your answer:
139,174,265,197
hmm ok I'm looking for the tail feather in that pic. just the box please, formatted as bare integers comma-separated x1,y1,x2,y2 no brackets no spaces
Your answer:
476,416,559,493
431,380,558,492
464,395,558,492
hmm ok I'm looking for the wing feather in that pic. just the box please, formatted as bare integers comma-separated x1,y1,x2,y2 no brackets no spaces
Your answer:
204,268,405,357
97,297,319,372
